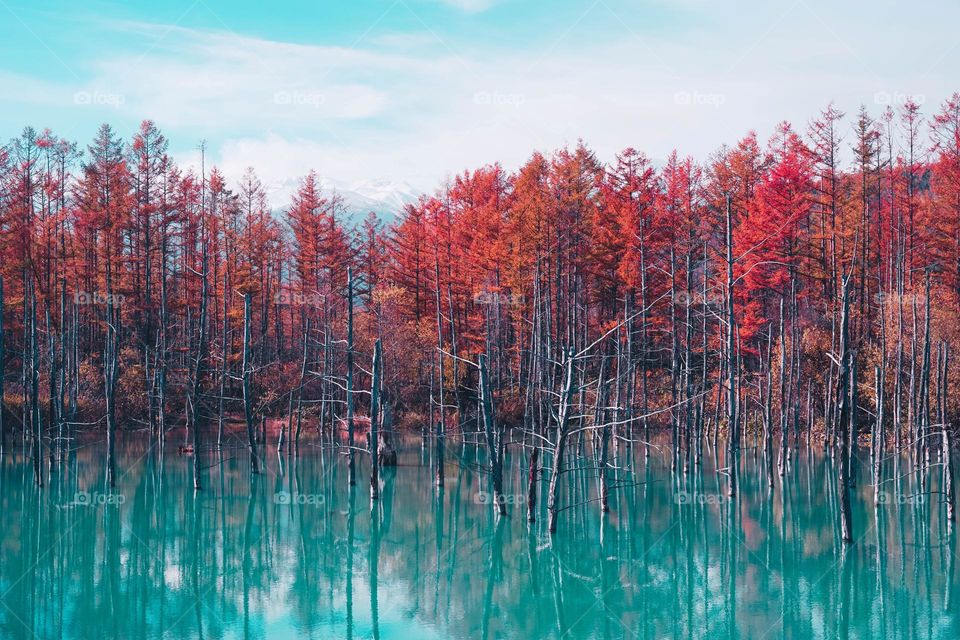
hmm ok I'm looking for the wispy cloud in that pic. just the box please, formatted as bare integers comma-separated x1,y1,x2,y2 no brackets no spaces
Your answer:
79,21,457,131
3,0,958,207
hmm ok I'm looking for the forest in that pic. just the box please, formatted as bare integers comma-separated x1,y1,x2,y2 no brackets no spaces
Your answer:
2,93,960,539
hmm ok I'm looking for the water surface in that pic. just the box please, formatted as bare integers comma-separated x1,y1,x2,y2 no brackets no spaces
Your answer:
1,434,958,639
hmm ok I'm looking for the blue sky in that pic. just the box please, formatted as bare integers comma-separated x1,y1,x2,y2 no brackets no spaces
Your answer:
2,0,958,203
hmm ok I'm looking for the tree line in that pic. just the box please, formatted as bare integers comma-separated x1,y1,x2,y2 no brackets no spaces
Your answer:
1,94,960,534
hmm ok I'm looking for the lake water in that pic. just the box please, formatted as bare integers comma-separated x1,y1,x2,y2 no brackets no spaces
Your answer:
1,434,958,639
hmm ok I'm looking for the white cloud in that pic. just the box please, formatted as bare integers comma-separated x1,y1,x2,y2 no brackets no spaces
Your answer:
9,2,960,209
76,24,454,133
158,12,957,207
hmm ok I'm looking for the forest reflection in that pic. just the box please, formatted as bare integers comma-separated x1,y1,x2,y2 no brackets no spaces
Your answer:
1,434,959,639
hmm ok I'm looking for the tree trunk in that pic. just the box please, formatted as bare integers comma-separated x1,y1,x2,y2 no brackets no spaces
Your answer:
547,348,576,534
479,353,505,516
30,283,42,487
849,354,859,488
294,319,309,454
434,261,446,488
778,297,787,477
941,342,955,525
157,244,169,452
873,365,885,505
188,247,210,490
242,292,259,475
217,267,228,448
0,276,4,458
370,339,382,501
835,277,854,544
597,354,612,513
347,267,356,486
98,276,117,489
725,194,739,498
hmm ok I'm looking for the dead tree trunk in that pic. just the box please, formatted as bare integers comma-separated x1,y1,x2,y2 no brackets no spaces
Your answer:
849,354,859,488
941,341,955,525
46,308,56,471
370,338,382,501
763,326,774,488
447,284,464,426
188,247,209,490
873,364,885,506
697,245,709,466
101,278,118,489
835,277,854,544
725,193,739,498
347,267,356,486
217,267,228,448
526,271,544,523
778,297,787,477
242,292,259,475
157,243,169,452
56,284,66,464
547,348,576,534
433,261,446,489
596,353,612,512
0,276,4,457
919,272,933,489
479,353,505,516
294,319,309,454
30,282,42,487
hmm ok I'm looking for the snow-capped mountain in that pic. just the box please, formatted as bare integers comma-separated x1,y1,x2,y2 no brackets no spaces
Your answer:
348,179,422,212
264,176,421,226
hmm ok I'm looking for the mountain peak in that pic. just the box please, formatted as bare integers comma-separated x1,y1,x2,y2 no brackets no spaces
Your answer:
265,175,422,225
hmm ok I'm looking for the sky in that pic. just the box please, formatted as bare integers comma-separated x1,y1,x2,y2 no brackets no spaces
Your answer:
1,0,958,205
